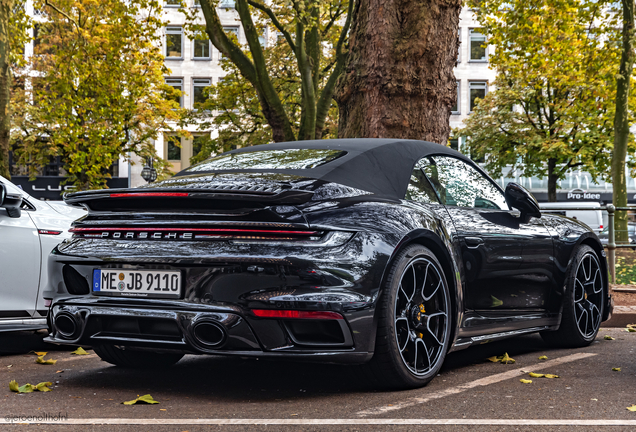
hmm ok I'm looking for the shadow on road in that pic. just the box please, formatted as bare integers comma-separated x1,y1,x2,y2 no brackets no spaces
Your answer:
44,333,569,401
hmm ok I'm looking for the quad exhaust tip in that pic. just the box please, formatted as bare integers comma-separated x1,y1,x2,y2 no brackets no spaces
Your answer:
54,312,80,339
192,320,227,347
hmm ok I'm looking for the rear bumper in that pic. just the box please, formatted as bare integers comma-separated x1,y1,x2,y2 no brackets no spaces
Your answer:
45,298,372,364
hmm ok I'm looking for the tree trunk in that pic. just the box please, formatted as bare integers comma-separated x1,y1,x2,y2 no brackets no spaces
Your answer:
335,0,461,143
612,0,635,243
0,0,12,179
547,158,558,202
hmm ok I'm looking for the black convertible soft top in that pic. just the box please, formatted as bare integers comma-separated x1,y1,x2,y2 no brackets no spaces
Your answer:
177,138,468,199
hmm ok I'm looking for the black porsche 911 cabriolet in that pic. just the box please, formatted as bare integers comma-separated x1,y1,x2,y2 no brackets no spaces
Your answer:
44,139,612,389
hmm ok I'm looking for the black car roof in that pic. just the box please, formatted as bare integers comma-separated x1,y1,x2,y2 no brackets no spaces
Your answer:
178,138,470,199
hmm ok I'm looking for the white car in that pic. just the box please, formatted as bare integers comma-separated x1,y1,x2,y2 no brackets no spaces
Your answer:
0,175,85,332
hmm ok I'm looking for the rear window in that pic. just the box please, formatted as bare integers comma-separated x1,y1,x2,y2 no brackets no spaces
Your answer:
186,149,347,172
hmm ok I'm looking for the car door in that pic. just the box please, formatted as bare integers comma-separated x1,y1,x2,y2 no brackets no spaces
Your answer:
418,155,555,314
0,182,41,319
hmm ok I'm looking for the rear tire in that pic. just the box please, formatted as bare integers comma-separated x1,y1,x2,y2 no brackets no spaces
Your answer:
541,245,605,348
94,344,184,368
362,244,451,390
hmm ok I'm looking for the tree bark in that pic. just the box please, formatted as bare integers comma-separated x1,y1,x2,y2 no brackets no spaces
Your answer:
547,158,558,202
335,0,461,143
0,0,12,179
612,0,635,243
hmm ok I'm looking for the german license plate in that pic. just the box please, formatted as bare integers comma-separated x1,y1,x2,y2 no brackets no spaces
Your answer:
92,269,181,298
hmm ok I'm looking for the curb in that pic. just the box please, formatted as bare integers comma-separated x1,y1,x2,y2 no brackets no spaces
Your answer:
603,306,636,328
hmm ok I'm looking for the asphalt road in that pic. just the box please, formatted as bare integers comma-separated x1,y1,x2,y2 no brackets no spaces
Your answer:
1,328,636,431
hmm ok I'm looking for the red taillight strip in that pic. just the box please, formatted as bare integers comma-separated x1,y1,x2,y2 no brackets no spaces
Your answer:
252,309,343,320
69,227,318,235
109,192,189,198
38,229,63,235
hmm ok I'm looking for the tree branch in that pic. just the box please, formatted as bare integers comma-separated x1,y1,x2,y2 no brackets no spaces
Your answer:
246,0,296,52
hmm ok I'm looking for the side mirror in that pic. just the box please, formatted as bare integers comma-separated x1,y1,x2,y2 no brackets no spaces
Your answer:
504,182,541,223
0,183,23,218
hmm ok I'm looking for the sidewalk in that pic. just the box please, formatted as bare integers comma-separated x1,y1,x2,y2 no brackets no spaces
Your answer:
604,305,636,327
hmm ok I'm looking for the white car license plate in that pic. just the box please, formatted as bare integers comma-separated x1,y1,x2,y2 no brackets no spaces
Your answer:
92,269,181,298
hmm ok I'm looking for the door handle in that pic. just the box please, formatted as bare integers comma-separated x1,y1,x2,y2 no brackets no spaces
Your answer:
465,237,483,248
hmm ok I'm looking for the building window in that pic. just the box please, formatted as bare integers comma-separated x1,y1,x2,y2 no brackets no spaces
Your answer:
165,0,180,6
166,27,183,58
452,81,460,114
193,34,211,59
219,0,236,8
449,138,459,151
469,29,487,61
165,78,183,107
220,27,239,59
469,81,487,112
166,135,181,161
192,78,211,109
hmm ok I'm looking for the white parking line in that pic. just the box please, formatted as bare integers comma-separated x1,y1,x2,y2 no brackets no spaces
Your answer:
1,418,635,425
357,352,597,417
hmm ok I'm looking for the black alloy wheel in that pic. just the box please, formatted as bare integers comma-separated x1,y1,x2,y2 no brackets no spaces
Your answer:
542,245,605,347
363,244,451,389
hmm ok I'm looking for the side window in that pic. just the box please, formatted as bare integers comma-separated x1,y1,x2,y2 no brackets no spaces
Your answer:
405,163,439,204
420,156,507,210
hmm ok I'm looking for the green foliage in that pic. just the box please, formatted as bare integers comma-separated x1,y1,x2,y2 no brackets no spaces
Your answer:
458,0,631,199
616,255,636,284
182,0,350,149
188,41,339,164
11,0,186,190
9,0,32,69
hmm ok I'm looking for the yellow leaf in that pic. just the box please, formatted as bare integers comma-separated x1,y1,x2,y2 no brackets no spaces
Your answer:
35,382,53,392
71,347,89,355
627,405,636,411
613,367,621,372
626,328,636,333
538,355,548,360
9,380,19,392
33,352,48,356
36,356,57,365
491,295,503,307
544,374,559,379
604,335,615,340
501,352,515,364
520,379,532,384
487,356,501,363
529,372,544,378
122,394,159,405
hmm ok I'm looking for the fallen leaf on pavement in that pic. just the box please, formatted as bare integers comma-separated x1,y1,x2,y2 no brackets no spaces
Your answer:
528,372,559,379
33,352,48,356
500,353,515,364
487,353,515,364
9,380,52,393
613,367,621,372
520,379,532,384
627,405,636,412
604,335,615,340
36,356,57,365
538,356,548,360
71,348,89,355
55,370,63,373
122,394,159,405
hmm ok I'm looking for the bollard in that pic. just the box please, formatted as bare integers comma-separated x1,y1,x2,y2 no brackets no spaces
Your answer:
607,204,616,284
